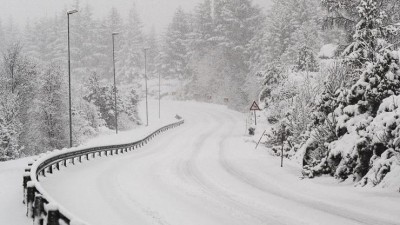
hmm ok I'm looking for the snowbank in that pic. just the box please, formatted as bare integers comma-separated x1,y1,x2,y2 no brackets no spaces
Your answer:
318,44,338,59
0,157,34,225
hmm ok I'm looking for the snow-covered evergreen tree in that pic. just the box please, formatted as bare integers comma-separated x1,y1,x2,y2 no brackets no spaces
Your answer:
158,8,192,80
119,3,144,83
145,27,159,79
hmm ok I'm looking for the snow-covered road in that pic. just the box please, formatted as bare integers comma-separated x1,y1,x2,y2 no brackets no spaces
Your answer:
40,101,400,225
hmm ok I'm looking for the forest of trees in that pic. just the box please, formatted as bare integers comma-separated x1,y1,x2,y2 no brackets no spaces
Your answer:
0,1,145,161
156,0,265,109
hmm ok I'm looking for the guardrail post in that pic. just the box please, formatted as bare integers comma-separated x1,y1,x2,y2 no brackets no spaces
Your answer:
34,194,44,225
46,203,60,225
26,182,35,218
56,162,60,171
79,155,82,163
71,157,75,165
48,165,53,174
86,154,89,161
23,173,31,204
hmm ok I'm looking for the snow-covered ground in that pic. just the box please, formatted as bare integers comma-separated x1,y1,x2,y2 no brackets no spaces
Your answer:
0,99,180,225
1,100,399,225
32,100,400,225
0,157,33,225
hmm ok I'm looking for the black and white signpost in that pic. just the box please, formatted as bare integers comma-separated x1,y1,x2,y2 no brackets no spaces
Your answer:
250,101,261,126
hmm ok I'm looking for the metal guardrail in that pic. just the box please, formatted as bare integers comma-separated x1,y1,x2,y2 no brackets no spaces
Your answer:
23,120,184,225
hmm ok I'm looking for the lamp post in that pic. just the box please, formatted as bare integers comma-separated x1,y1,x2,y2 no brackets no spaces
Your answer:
112,32,119,134
144,47,149,126
158,69,161,119
67,9,78,148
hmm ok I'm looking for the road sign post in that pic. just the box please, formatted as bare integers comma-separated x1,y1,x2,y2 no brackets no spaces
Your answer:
250,101,261,126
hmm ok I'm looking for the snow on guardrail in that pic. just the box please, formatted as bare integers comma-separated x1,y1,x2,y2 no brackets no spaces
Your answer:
22,119,184,225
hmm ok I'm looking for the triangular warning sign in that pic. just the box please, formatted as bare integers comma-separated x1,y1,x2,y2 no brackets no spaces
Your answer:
250,101,261,111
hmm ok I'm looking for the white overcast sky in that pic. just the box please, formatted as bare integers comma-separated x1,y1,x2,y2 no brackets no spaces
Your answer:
0,0,272,33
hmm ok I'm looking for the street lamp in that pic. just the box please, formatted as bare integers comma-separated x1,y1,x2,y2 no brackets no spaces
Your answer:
112,32,120,134
143,47,150,126
67,9,78,148
158,66,161,119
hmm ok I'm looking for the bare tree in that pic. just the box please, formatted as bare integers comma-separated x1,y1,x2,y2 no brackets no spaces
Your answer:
2,43,22,93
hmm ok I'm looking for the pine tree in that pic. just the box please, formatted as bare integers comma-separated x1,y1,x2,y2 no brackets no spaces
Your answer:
213,0,263,65
97,7,124,81
120,3,144,83
191,0,215,55
146,27,159,79
159,7,192,80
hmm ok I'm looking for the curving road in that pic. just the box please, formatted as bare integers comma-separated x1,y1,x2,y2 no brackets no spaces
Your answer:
41,101,400,225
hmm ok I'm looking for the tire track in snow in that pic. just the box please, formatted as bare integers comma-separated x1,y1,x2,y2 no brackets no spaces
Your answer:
41,102,400,225
95,121,194,225
180,108,288,225
96,108,217,225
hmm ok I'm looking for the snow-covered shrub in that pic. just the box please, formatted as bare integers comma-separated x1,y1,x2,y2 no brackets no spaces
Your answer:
296,46,319,72
117,112,138,131
72,100,106,145
353,95,400,186
302,51,400,181
248,127,255,136
298,0,400,187
84,72,141,130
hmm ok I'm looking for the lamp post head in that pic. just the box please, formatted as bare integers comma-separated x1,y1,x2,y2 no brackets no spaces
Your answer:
67,9,78,15
112,32,120,36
